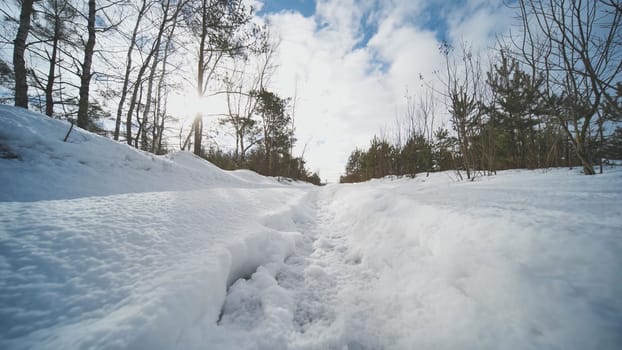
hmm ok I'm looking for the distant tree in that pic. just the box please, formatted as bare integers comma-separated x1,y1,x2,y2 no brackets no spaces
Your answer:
341,148,365,183
433,127,458,172
441,41,485,179
0,59,15,101
255,89,291,175
306,171,322,186
221,39,275,163
602,127,622,161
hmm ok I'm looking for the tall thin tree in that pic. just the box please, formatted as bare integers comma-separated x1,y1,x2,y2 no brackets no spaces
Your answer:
77,0,96,128
13,0,34,108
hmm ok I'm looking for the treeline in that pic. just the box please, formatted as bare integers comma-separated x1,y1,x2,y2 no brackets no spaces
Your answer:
204,89,322,185
341,0,621,183
1,0,321,184
206,148,322,185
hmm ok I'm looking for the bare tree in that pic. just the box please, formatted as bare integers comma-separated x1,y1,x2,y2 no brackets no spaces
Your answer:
41,1,69,117
113,0,152,140
417,89,436,175
125,0,182,145
441,41,485,180
23,0,81,117
221,37,276,162
151,17,180,154
184,0,262,156
514,0,622,174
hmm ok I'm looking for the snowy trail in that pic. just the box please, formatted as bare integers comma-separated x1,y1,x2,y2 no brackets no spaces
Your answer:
278,189,380,348
211,187,387,349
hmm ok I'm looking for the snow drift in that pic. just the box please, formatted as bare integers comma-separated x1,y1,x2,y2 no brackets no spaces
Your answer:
0,105,287,202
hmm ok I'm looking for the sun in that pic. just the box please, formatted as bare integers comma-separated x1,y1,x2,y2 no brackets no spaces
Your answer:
167,91,205,124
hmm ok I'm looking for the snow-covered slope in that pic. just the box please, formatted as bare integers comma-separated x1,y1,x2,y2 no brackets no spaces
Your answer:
0,105,286,202
1,105,621,349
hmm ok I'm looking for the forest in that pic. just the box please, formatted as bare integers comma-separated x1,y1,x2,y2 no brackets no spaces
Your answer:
1,0,620,185
341,0,622,183
0,0,322,185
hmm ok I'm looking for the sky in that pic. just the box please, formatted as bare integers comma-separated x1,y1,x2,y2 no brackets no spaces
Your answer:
171,0,516,182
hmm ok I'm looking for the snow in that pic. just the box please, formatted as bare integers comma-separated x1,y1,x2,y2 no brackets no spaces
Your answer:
0,105,283,202
1,105,621,349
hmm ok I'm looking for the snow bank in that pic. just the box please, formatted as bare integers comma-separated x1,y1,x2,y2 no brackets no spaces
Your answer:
0,106,313,349
0,105,290,202
0,188,312,349
321,169,622,349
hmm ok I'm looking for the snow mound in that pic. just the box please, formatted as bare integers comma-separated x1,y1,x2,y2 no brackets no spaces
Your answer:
0,105,288,202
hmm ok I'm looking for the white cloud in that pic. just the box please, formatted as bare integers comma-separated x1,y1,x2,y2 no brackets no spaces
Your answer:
446,0,514,50
253,0,513,182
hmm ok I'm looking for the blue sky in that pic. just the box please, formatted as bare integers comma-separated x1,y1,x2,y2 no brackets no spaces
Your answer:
259,0,460,46
259,0,316,17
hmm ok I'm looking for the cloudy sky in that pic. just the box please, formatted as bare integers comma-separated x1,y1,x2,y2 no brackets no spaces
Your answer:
174,0,516,182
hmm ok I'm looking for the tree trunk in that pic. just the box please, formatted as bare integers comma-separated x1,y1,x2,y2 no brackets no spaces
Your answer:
140,49,161,150
126,0,172,145
577,148,596,175
153,37,172,153
562,123,595,175
115,0,148,140
599,120,604,174
134,83,144,148
77,0,96,129
153,32,174,154
45,29,60,117
13,0,34,109
193,115,202,156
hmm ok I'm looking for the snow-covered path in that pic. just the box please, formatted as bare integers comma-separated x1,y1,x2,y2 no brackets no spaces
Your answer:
206,188,381,349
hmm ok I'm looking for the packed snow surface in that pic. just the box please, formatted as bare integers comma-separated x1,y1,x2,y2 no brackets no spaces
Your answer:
1,105,621,349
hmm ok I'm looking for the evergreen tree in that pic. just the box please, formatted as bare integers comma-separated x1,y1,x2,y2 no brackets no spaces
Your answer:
255,89,292,175
485,50,546,169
